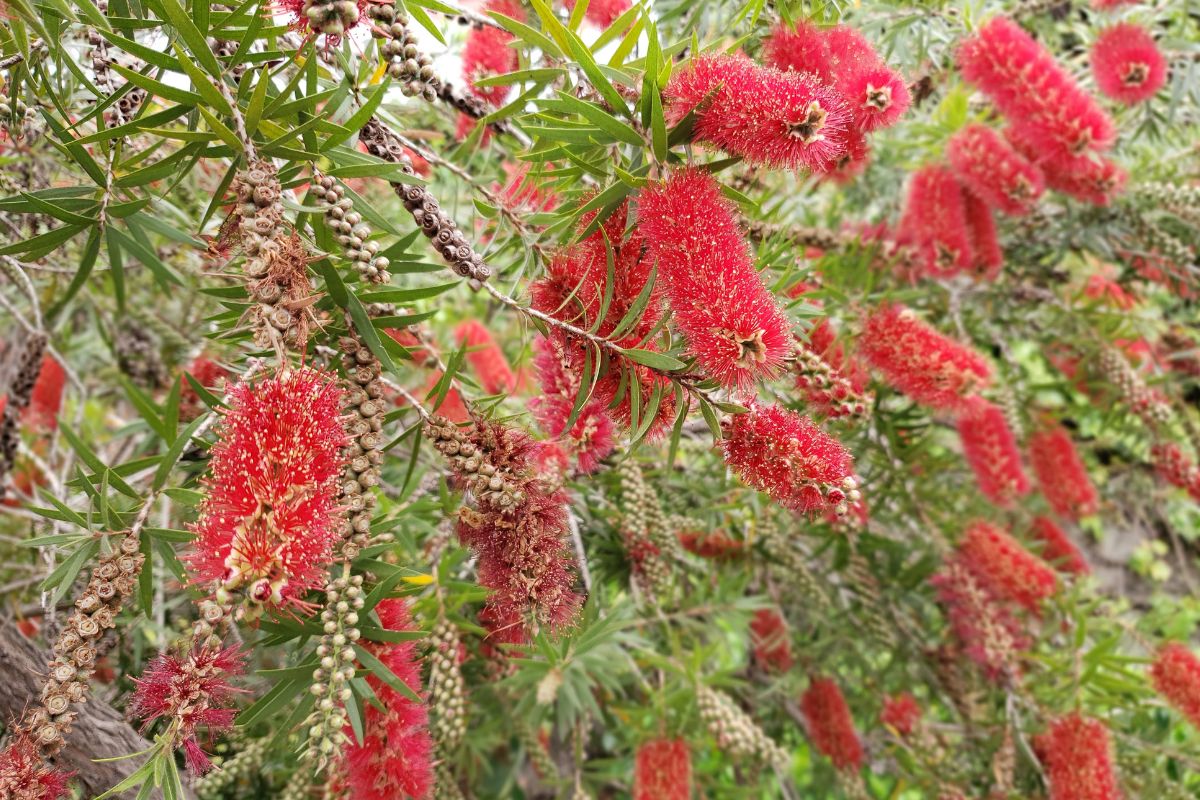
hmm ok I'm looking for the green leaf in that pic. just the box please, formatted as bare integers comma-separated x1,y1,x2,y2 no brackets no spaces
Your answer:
550,91,642,146
152,0,223,76
324,81,390,151
355,644,423,704
108,225,182,288
619,348,685,372
153,413,210,491
42,540,101,604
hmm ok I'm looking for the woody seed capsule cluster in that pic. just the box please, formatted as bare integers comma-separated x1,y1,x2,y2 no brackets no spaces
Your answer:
367,1,441,101
758,517,830,611
617,461,680,600
337,335,389,558
428,618,468,750
1097,346,1172,428
697,686,791,770
312,173,390,283
114,322,168,389
359,118,490,283
304,574,364,770
0,332,46,497
298,0,361,37
517,722,558,780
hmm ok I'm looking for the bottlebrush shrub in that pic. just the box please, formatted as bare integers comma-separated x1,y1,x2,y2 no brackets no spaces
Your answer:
638,169,792,390
1030,517,1091,576
1091,24,1168,105
720,401,856,514
946,123,1045,216
955,396,1031,508
462,0,523,106
1033,714,1121,800
750,608,794,672
1150,642,1200,730
187,369,346,607
455,319,517,394
634,738,691,800
858,304,992,410
879,693,921,736
800,677,864,771
955,520,1057,613
1028,425,1099,520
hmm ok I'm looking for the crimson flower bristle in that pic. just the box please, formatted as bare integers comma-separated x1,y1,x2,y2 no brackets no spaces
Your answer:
1091,24,1167,105
678,528,745,559
963,189,1004,279
462,0,524,106
529,339,615,474
956,520,1057,613
638,169,793,391
565,0,631,27
1009,134,1127,207
1030,517,1091,576
897,165,973,278
455,319,518,395
764,20,832,78
1028,425,1099,520
858,304,992,411
840,63,910,132
1033,714,1121,800
664,53,851,172
0,734,73,800
1150,642,1200,731
634,738,691,800
21,355,65,432
179,355,229,422
750,608,794,673
129,645,246,774
956,396,1030,508
946,123,1045,216
343,598,434,800
720,401,855,514
879,693,921,736
800,676,864,771
1151,442,1200,501
188,368,346,607
930,559,1028,680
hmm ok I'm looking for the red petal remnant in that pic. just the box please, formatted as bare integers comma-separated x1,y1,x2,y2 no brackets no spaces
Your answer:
0,734,74,800
750,608,794,673
956,397,1030,508
956,520,1057,613
879,693,922,736
1030,516,1091,576
455,319,517,395
1091,24,1167,105
946,123,1045,216
1150,642,1200,731
1033,714,1122,800
1028,425,1099,520
800,677,864,771
634,738,691,800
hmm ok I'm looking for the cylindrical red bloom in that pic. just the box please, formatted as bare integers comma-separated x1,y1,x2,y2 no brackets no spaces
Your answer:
930,559,1028,680
879,692,921,736
564,0,631,27
678,528,745,559
529,337,616,474
956,396,1030,508
720,401,855,514
455,319,517,395
764,20,833,78
956,520,1057,613
897,165,975,278
1028,425,1099,520
1150,642,1200,731
634,738,691,800
664,53,851,172
1151,442,1200,501
130,645,246,774
188,369,346,606
858,304,991,411
344,599,434,800
638,170,793,391
462,0,524,106
1092,24,1167,105
800,677,864,771
0,734,73,800
963,189,1004,279
21,355,65,432
750,608,794,672
1033,714,1121,800
958,17,1114,158
1030,517,1090,576
946,123,1045,216
1008,125,1128,206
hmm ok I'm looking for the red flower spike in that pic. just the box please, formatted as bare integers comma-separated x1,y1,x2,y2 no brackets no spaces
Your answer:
455,319,518,395
1151,642,1200,731
958,17,1115,158
22,355,65,432
956,397,1030,508
720,401,855,514
764,20,833,78
462,0,524,106
564,0,631,27
1092,24,1167,105
1033,714,1122,800
880,693,922,736
858,304,991,411
1030,516,1091,576
529,338,615,473
1151,442,1200,501
897,165,974,278
838,63,910,132
634,738,692,800
1092,0,1137,7
956,520,1057,613
664,53,851,173
800,677,864,771
1028,425,1099,520
930,559,1028,681
678,528,745,559
823,25,882,73
963,189,1004,279
188,369,347,606
179,355,229,422
638,170,793,390
0,734,74,800
130,645,246,774
750,608,794,673
946,123,1045,216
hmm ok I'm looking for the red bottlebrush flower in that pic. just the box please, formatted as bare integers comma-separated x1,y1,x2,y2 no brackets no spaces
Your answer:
959,17,1114,158
1150,642,1200,730
678,528,745,559
956,397,1030,508
839,63,910,133
634,738,691,800
720,401,855,514
1028,425,1099,520
499,161,558,213
179,355,229,422
1033,714,1121,800
0,734,73,800
188,369,346,606
664,53,851,173
800,677,864,771
764,20,833,78
956,520,1057,613
1092,0,1137,7
930,559,1028,680
1037,152,1127,207
879,693,921,736
21,355,65,432
278,0,366,38
343,598,434,800
529,341,615,475
565,0,631,27
130,645,246,774
1151,442,1200,501
1092,24,1167,105
419,370,471,424
897,165,974,278
1031,516,1090,575
858,304,992,411
823,25,881,73
638,170,793,390
946,123,1045,216
455,319,517,395
454,112,492,144
963,189,1004,279
750,608,794,672
462,0,523,106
